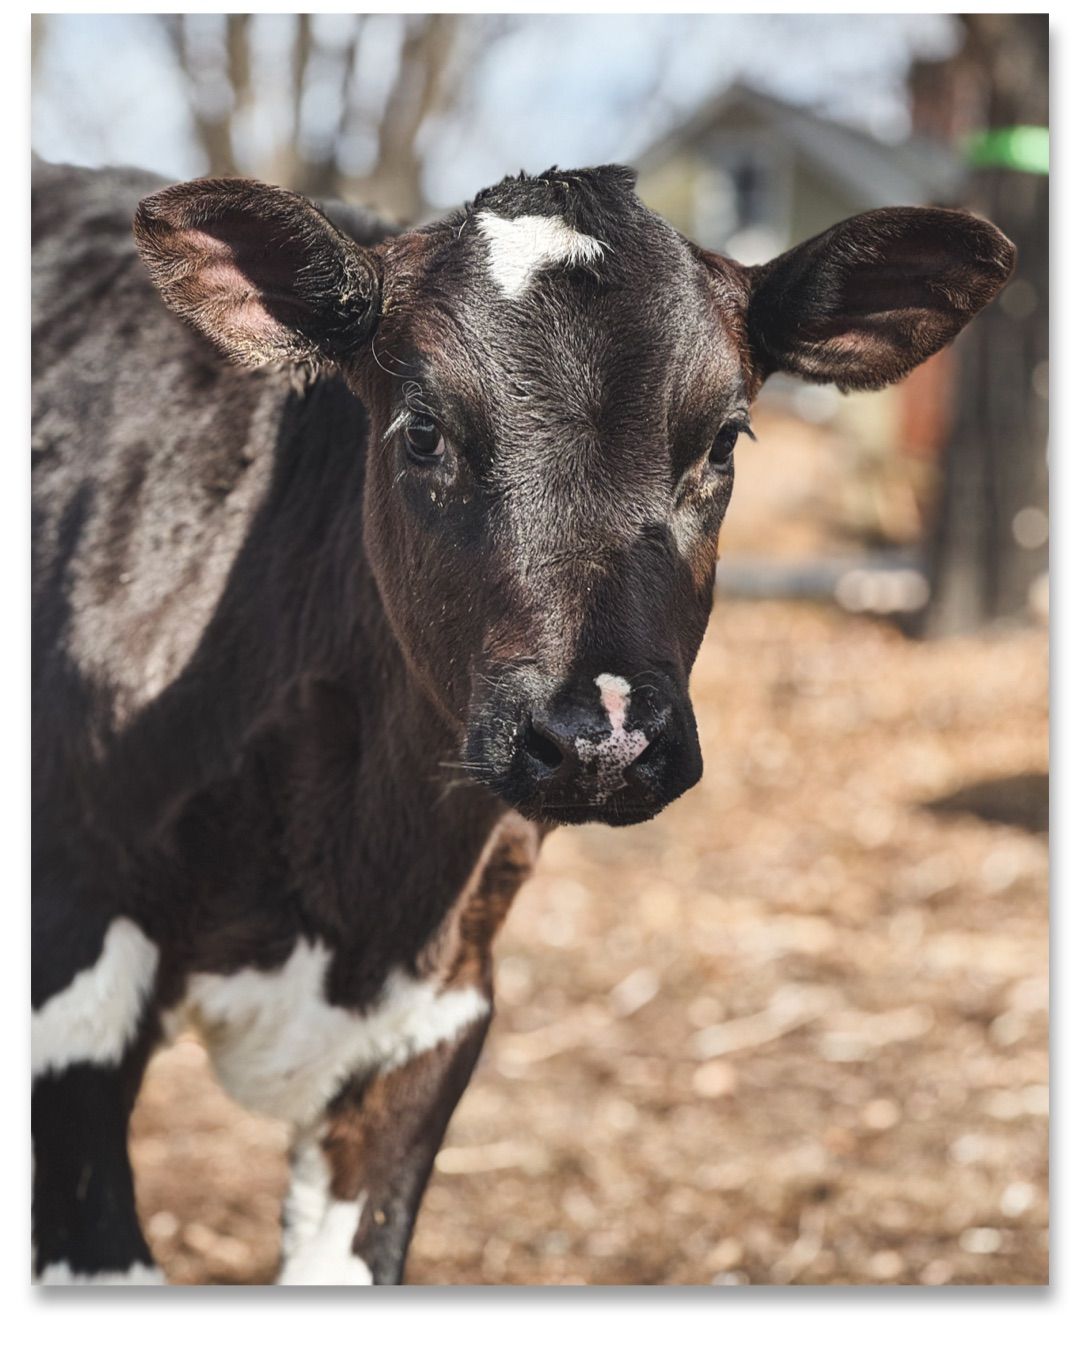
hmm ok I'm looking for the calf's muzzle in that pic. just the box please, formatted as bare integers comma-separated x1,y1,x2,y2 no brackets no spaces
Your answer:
468,668,703,826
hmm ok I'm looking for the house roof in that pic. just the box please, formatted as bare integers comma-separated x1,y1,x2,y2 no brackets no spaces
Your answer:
634,83,963,210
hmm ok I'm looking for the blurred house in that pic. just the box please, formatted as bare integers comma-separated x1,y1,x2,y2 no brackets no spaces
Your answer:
635,85,967,545
634,83,961,262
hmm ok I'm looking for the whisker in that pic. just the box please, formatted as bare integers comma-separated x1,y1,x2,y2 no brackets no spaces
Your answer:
371,336,409,380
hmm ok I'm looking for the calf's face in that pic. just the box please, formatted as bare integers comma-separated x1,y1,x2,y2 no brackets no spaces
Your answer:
135,166,1014,827
359,171,751,826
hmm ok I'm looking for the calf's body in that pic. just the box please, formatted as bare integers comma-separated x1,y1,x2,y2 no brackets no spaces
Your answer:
32,160,1013,1283
33,163,535,1284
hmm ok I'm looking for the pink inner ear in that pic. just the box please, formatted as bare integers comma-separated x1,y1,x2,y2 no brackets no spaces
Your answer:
230,293,287,346
136,179,380,365
177,222,304,351
198,258,247,291
185,226,234,255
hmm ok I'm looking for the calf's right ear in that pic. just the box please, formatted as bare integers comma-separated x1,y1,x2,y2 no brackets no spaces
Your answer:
133,177,381,368
744,206,1016,392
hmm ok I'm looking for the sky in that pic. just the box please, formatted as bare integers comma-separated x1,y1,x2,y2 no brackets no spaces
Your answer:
31,12,960,210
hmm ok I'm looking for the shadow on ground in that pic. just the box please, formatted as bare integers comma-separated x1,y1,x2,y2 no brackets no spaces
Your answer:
924,773,1048,835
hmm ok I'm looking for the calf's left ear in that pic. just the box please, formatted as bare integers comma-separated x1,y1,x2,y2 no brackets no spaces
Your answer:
134,177,381,368
744,206,1016,392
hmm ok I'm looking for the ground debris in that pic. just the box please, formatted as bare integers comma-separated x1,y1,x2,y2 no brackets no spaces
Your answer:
130,600,1048,1285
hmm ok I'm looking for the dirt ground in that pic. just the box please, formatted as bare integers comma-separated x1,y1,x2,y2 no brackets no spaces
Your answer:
130,593,1048,1286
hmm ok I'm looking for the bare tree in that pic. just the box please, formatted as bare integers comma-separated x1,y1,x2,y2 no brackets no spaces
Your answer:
163,14,252,178
283,16,362,198
916,14,1049,634
353,14,461,220
159,14,506,220
31,13,48,77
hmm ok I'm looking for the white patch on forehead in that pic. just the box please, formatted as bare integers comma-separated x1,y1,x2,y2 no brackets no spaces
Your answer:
476,211,606,297
37,1262,165,1285
32,918,159,1080
279,1140,373,1286
166,941,489,1127
576,673,649,801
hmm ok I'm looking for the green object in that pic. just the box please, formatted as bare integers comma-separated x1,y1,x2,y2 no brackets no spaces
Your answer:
967,125,1049,176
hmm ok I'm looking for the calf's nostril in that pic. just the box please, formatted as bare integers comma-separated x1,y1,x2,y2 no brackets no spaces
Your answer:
523,719,565,770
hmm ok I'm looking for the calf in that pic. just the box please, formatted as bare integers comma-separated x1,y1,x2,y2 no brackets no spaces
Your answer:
31,158,1013,1284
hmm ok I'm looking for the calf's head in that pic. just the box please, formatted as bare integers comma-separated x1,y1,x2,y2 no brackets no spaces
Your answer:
135,166,1014,826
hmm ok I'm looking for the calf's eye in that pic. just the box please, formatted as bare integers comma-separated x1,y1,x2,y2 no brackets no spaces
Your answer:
709,422,741,468
404,416,445,463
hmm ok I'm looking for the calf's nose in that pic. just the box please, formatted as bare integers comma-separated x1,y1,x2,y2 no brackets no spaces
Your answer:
522,674,664,785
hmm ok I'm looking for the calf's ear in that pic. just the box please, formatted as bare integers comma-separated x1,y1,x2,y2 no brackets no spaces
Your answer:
133,177,380,367
745,207,1016,392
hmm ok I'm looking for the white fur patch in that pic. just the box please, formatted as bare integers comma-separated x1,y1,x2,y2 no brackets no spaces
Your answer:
477,211,606,297
37,1262,165,1285
167,943,489,1127
670,509,697,562
576,673,649,801
279,1201,373,1286
32,918,159,1080
279,1141,373,1286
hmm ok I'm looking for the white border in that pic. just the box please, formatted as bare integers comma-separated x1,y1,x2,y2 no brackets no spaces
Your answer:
10,3,1071,1348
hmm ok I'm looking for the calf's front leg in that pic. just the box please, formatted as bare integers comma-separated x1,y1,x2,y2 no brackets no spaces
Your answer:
279,1014,491,1285
278,813,537,1286
32,909,162,1283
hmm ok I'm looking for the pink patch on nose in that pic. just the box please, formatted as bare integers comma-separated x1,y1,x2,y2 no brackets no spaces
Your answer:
581,675,647,800
595,673,630,735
